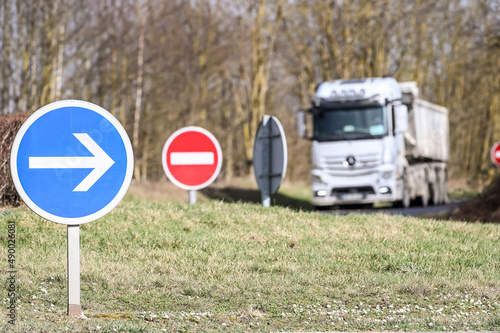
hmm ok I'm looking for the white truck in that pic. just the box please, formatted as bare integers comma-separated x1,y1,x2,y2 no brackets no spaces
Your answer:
297,77,449,208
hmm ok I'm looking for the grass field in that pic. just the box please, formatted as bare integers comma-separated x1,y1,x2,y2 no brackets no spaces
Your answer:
1,182,499,332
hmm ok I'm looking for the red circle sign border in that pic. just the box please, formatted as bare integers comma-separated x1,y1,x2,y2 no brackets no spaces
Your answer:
491,141,500,168
162,126,223,190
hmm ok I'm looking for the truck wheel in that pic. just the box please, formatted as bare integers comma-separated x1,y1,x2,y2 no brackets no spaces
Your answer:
434,172,445,205
440,180,449,204
430,183,439,206
402,184,411,208
395,183,410,208
419,185,429,207
442,168,449,204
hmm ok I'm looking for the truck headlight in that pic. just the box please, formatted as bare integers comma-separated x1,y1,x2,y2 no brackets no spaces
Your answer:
379,186,391,194
315,190,328,197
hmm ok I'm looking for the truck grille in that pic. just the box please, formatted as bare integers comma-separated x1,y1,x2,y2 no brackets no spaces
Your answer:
322,152,381,173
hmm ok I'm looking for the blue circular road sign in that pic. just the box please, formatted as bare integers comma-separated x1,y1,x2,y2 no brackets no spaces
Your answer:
10,100,134,225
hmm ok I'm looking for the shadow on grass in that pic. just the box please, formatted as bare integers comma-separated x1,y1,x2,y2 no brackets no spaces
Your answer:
201,186,314,212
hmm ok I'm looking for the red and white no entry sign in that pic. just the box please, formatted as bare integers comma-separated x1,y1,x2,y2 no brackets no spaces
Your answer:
162,127,222,190
491,141,500,168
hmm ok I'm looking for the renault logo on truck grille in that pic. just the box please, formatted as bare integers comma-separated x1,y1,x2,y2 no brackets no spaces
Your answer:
344,155,356,167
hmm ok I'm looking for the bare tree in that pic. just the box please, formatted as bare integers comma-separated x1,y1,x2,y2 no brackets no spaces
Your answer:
2,0,499,186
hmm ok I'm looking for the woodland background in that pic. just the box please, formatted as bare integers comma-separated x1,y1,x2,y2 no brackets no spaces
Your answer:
1,0,500,187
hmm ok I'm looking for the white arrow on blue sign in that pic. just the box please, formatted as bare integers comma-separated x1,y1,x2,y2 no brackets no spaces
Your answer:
10,100,134,225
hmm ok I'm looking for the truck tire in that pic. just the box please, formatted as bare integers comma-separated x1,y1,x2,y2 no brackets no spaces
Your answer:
440,180,449,204
430,183,439,206
419,185,429,207
433,170,444,205
395,182,410,208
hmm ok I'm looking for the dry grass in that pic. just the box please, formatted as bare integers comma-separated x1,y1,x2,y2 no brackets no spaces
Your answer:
1,197,499,332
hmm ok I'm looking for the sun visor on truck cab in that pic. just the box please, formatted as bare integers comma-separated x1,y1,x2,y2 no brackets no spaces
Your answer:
312,99,383,110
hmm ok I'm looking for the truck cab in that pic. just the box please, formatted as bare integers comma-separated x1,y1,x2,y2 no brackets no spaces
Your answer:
299,78,410,208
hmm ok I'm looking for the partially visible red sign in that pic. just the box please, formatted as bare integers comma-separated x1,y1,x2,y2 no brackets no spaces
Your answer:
162,127,222,190
491,141,500,168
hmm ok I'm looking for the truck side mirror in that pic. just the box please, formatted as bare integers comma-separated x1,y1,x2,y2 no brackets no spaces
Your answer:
394,104,408,134
296,110,308,138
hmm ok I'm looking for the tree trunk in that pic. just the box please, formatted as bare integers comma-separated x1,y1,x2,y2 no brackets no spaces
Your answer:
132,0,146,181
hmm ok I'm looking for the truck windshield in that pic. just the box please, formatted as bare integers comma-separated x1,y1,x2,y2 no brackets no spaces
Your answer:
313,106,387,142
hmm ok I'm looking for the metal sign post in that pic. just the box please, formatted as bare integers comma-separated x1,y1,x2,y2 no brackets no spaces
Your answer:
253,116,288,207
67,225,83,317
10,100,134,317
189,190,197,205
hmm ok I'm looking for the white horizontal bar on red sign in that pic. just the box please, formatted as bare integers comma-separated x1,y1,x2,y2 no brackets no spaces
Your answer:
170,152,214,165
